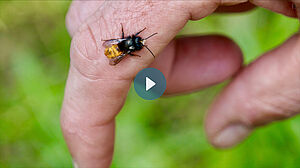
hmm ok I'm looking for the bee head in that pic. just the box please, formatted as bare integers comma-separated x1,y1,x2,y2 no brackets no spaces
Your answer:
134,36,144,50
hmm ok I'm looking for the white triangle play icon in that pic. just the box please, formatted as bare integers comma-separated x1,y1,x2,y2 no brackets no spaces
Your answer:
145,77,156,91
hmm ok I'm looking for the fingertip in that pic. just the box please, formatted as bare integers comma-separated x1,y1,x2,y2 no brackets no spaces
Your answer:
208,35,244,80
206,122,251,148
66,1,104,37
204,77,250,148
164,35,243,94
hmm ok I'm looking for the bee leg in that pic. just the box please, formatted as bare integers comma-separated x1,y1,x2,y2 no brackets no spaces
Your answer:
135,27,146,36
144,45,156,58
101,38,118,41
130,53,141,57
121,23,125,38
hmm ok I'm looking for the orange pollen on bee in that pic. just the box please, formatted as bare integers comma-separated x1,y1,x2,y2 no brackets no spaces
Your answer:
104,44,123,58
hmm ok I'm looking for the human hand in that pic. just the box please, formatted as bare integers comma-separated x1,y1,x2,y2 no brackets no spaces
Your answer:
61,1,299,167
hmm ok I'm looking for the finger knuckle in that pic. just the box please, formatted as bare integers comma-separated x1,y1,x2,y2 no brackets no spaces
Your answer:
242,95,300,127
70,22,106,80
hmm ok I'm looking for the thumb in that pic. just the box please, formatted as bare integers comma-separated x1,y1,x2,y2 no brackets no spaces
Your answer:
205,33,300,148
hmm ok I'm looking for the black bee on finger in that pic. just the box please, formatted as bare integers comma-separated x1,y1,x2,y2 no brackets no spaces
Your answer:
102,24,158,65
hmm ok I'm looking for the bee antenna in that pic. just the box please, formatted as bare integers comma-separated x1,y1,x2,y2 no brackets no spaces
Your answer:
144,45,155,58
144,32,158,40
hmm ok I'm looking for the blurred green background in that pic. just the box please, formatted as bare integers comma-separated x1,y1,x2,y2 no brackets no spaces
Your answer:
0,1,300,168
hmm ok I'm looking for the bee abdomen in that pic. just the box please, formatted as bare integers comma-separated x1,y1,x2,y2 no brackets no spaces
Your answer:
104,45,123,58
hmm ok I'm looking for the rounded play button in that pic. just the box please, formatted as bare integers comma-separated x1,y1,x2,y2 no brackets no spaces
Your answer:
145,77,156,91
134,68,166,100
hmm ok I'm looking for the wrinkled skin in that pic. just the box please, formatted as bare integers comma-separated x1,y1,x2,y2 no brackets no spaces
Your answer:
61,1,300,167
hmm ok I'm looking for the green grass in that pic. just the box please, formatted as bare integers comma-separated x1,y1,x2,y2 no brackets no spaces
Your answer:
0,1,299,168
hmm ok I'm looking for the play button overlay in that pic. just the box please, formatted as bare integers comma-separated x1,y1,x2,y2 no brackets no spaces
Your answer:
146,77,156,91
134,68,166,100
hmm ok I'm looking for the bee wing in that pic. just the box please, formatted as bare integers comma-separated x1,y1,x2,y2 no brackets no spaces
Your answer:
102,39,125,47
109,53,127,65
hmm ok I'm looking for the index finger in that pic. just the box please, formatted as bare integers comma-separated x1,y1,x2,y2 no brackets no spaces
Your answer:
61,1,245,167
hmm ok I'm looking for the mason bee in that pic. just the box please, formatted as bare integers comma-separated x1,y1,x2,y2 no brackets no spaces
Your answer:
102,24,158,65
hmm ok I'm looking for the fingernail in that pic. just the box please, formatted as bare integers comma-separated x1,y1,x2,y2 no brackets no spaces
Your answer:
213,124,251,148
73,160,79,168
